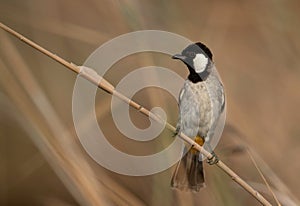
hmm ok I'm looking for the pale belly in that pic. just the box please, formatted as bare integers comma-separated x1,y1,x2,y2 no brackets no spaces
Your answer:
178,81,212,139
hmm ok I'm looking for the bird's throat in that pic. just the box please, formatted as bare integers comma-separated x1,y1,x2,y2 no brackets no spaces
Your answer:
188,70,210,83
188,72,203,83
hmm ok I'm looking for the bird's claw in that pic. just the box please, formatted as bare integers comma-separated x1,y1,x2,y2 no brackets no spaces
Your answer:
207,151,219,165
172,131,178,137
172,127,180,137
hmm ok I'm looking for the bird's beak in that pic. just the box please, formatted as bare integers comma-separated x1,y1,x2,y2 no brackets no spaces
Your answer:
172,54,186,61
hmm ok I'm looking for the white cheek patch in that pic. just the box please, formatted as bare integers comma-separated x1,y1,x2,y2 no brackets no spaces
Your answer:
193,53,208,73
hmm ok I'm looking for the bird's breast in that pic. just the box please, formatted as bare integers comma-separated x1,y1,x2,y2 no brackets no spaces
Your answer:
179,81,212,138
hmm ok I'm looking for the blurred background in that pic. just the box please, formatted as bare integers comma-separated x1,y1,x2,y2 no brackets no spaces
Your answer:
0,0,300,205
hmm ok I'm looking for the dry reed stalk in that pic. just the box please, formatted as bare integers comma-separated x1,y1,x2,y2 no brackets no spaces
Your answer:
225,124,299,206
0,44,107,206
0,22,272,206
0,31,145,206
247,149,281,206
250,150,300,205
248,182,298,206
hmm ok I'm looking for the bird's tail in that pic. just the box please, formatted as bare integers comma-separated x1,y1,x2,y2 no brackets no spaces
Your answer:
171,148,205,192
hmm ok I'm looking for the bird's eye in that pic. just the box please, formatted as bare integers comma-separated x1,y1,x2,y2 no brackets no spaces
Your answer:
188,51,196,58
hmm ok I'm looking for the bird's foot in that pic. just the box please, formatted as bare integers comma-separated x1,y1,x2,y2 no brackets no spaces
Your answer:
172,127,180,137
172,131,178,137
207,151,219,165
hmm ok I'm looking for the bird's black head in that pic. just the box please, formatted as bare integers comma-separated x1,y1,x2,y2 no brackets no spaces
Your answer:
172,42,213,83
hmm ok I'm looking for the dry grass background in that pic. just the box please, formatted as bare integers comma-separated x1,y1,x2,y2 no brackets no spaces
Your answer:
0,0,300,205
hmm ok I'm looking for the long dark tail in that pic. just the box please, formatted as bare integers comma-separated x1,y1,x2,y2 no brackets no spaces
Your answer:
171,149,205,192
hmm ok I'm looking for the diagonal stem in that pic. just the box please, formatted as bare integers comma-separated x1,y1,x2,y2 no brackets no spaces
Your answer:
0,22,272,206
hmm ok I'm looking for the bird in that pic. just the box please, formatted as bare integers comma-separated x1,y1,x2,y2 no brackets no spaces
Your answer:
171,42,225,192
